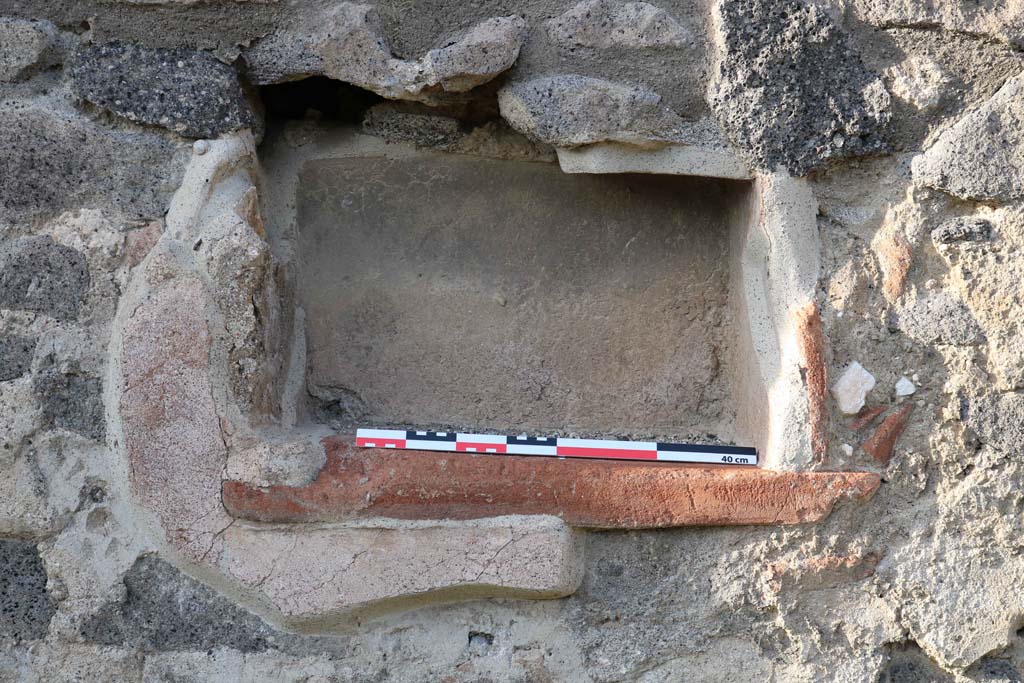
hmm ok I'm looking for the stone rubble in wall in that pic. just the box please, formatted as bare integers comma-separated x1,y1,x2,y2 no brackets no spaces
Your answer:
497,74,690,148
914,72,1024,203
544,0,693,49
893,290,986,346
935,205,1024,391
5,0,1024,680
895,376,916,396
362,102,557,162
0,18,61,82
245,3,526,103
709,0,892,175
70,42,258,139
0,206,148,541
851,0,1024,48
0,95,188,224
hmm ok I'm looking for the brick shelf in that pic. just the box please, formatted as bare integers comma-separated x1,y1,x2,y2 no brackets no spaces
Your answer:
222,437,880,528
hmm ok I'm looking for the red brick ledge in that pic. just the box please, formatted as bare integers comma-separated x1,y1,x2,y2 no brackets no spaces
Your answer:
222,437,880,528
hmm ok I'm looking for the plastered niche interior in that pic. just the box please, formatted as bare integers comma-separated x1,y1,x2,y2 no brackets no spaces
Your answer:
297,150,743,441
265,127,824,468
109,117,856,629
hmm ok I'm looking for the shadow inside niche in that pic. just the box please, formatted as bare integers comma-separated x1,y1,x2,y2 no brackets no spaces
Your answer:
259,76,383,125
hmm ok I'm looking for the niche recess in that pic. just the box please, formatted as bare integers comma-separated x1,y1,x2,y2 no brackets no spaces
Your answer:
261,140,762,458
113,97,877,626
259,101,823,469
299,155,746,443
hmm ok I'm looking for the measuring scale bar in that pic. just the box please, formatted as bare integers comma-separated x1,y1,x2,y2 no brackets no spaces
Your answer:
355,429,757,466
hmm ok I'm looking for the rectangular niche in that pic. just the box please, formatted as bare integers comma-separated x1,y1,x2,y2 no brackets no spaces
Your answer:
290,144,754,445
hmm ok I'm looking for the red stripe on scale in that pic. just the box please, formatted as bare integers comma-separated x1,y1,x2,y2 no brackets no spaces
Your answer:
555,446,658,460
457,442,508,453
356,437,406,449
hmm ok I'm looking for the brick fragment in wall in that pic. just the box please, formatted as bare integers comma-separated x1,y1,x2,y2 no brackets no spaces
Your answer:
0,236,88,321
795,302,828,461
709,0,891,175
0,335,36,382
848,405,886,431
70,42,257,139
224,438,880,527
33,366,105,441
862,404,913,465
0,539,56,642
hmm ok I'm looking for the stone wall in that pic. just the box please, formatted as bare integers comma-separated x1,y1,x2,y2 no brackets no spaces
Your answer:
2,0,1024,681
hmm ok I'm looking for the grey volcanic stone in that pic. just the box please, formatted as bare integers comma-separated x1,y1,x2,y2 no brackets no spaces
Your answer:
362,103,463,148
914,73,1024,202
895,293,985,346
709,0,891,175
362,103,557,160
878,645,953,683
568,528,779,681
967,657,1024,682
247,4,525,102
0,18,60,82
852,0,1024,50
960,392,1024,453
81,555,274,652
0,236,89,320
421,16,527,94
545,0,692,49
0,540,55,642
70,42,256,138
0,98,185,223
0,335,36,382
498,75,685,148
932,217,994,246
33,366,105,441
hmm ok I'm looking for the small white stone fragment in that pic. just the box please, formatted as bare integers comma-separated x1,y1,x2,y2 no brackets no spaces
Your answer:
193,139,209,155
895,376,916,396
831,361,877,415
840,443,854,457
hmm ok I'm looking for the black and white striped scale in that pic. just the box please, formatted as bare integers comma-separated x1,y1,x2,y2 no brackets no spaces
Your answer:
356,429,757,466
